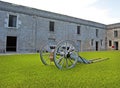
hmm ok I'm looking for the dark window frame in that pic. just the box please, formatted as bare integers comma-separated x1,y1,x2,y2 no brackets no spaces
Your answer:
8,15,17,27
77,26,81,34
96,29,99,37
109,40,112,46
114,30,118,38
91,39,94,46
101,39,103,46
49,21,54,32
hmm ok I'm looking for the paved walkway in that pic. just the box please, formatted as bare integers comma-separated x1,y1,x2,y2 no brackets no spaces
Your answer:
0,53,37,56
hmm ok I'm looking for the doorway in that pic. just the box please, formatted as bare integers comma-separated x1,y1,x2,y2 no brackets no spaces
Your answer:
6,36,17,52
96,41,99,51
114,41,118,50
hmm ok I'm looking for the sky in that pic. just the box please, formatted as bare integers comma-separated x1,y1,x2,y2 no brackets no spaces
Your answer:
1,0,120,24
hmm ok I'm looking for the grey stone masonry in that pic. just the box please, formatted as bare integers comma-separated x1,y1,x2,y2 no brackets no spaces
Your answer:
0,1,106,29
0,1,120,53
107,23,120,50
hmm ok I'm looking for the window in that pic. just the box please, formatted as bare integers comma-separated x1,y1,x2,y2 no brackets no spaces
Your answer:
101,40,103,46
109,40,112,46
114,30,118,37
8,15,17,27
91,39,94,46
49,21,54,32
77,26,81,34
96,29,99,37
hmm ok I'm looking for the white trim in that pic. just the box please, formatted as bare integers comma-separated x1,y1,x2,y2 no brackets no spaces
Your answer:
6,13,18,29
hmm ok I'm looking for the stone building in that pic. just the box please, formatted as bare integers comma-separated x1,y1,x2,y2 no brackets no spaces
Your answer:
0,1,119,53
107,23,120,50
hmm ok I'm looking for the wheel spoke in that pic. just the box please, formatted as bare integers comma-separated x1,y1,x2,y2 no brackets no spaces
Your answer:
65,42,67,52
61,58,65,68
68,58,73,64
66,58,68,68
57,56,64,64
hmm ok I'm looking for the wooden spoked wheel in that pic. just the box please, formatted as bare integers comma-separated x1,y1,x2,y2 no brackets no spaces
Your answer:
53,40,78,69
40,44,55,65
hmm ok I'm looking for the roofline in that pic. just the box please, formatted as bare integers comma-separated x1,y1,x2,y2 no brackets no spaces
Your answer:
107,23,120,29
0,1,106,29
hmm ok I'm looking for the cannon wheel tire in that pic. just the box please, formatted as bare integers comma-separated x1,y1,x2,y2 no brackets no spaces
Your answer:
53,40,78,69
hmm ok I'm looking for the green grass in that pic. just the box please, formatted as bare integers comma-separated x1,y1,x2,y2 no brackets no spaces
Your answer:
0,51,120,88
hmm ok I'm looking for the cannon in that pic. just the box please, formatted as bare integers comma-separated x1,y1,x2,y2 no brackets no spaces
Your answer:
40,40,108,69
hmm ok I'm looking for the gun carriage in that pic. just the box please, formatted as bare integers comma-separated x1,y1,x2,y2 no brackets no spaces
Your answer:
40,40,108,69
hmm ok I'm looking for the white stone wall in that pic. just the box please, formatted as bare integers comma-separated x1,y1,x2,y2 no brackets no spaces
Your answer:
0,1,107,53
0,10,7,53
35,16,106,52
0,10,107,53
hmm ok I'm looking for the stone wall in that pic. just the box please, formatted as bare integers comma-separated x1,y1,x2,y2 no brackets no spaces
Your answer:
107,24,120,50
0,1,107,53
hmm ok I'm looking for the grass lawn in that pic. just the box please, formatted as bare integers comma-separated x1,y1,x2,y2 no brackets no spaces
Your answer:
0,51,120,88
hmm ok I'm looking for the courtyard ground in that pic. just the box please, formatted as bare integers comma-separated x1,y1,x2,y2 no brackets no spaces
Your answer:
0,51,120,88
